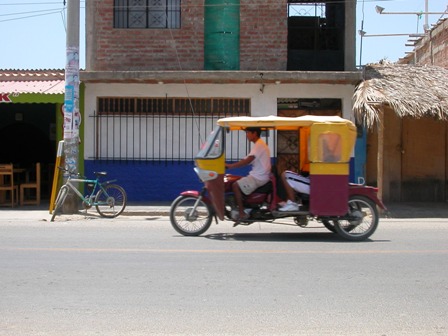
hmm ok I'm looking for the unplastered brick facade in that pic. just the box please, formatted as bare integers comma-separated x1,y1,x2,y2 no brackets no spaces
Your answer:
88,0,287,71
239,0,287,70
398,19,448,68
422,19,448,68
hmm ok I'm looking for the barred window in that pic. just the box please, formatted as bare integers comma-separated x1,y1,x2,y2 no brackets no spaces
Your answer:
91,97,251,161
114,0,181,29
98,98,250,116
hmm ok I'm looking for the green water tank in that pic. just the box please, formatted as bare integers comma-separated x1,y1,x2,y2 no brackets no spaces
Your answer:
204,0,240,70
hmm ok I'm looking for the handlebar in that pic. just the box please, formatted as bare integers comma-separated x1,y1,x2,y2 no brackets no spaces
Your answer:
57,166,108,179
57,166,83,178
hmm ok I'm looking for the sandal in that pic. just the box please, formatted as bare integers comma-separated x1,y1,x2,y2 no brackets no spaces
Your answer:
233,213,250,227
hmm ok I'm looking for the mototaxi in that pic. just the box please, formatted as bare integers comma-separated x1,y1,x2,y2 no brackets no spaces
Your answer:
170,115,386,241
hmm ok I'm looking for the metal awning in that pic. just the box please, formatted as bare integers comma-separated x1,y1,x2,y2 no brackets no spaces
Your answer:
0,70,64,103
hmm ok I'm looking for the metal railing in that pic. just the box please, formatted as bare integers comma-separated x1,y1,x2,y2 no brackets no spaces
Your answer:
89,97,252,163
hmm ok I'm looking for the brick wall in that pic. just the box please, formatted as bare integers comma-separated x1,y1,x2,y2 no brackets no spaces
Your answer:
89,0,288,71
239,0,288,70
90,0,203,71
427,20,448,68
400,19,448,68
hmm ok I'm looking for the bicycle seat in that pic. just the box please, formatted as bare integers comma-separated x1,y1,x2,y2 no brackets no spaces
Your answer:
94,171,107,177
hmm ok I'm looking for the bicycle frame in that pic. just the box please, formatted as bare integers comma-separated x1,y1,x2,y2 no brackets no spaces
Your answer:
51,168,127,222
65,175,117,207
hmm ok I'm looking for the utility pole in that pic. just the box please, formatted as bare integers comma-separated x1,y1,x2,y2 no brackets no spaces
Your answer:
63,0,80,212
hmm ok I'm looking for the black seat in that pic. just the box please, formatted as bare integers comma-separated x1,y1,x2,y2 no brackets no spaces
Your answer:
253,181,273,194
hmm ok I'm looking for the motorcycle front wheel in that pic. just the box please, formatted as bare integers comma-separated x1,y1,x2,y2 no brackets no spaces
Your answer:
170,195,213,236
334,195,379,241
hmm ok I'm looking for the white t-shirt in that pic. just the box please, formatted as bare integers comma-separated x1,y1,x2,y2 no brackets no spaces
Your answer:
248,138,271,183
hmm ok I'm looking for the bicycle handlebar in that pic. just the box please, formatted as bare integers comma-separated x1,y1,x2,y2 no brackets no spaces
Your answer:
57,166,108,179
57,166,86,179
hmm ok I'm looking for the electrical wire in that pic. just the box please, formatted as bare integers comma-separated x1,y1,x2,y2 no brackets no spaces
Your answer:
0,1,84,24
1,0,443,70
0,8,64,17
359,0,366,67
0,10,64,23
0,2,62,5
165,8,203,144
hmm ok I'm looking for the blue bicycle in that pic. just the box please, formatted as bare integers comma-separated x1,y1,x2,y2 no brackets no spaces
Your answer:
51,168,127,221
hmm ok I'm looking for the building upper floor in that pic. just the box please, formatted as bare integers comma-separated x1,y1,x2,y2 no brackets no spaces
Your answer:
398,18,447,68
86,0,357,73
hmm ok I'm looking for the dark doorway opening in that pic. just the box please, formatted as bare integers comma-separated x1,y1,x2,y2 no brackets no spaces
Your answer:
0,103,57,200
287,1,345,71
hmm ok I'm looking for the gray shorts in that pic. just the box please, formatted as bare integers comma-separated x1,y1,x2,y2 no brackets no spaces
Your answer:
237,175,267,195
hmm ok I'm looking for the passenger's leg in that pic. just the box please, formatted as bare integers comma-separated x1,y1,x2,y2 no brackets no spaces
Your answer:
232,181,246,219
281,171,296,202
278,171,300,211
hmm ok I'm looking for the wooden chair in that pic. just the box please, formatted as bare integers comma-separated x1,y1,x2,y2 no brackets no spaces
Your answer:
20,162,41,206
0,163,19,207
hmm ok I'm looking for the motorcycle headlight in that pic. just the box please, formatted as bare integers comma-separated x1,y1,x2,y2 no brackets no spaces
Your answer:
194,167,218,182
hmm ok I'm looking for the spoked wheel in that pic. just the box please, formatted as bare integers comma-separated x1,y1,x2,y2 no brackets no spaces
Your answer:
334,195,379,241
95,184,127,218
170,196,213,236
51,185,69,222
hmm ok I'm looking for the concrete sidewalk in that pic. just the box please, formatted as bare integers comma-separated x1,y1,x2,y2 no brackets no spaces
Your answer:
0,202,171,221
382,202,448,218
1,201,448,221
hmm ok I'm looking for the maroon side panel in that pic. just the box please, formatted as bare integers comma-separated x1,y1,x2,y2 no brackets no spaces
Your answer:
310,175,349,216
205,174,225,220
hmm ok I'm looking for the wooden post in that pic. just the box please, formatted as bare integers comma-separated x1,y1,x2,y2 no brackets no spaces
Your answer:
377,106,384,201
49,141,64,214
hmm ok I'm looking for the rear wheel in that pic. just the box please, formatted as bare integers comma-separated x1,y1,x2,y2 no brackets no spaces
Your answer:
51,185,69,222
170,196,213,236
334,195,379,241
95,184,127,218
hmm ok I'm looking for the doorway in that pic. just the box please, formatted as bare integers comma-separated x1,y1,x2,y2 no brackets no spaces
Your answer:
0,103,57,200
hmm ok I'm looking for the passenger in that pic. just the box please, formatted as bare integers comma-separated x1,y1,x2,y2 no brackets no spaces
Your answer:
225,127,271,220
278,169,310,212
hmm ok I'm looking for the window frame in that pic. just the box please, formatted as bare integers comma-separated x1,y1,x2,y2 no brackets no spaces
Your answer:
114,0,181,29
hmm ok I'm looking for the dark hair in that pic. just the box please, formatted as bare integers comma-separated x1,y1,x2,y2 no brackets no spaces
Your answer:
245,127,261,137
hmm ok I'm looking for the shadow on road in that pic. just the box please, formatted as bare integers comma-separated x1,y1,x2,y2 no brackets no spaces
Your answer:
383,202,448,218
204,231,382,243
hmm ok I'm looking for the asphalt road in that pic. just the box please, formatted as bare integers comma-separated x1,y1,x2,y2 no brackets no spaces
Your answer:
0,213,447,336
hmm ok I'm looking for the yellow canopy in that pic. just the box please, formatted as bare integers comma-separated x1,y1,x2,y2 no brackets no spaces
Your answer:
217,115,357,132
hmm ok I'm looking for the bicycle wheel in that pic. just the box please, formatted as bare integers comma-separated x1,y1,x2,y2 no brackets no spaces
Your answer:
95,184,127,218
51,185,69,222
170,195,213,236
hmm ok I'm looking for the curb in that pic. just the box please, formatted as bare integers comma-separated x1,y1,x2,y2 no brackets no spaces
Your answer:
2,203,448,220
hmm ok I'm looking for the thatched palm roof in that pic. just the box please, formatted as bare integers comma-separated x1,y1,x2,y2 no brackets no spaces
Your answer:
353,62,448,128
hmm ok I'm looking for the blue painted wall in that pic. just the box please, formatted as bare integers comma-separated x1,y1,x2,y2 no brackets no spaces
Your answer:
84,160,204,203
354,127,367,184
85,156,360,203
83,159,259,203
